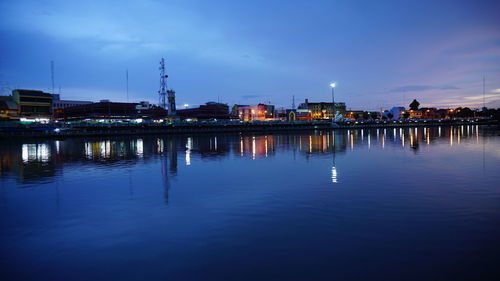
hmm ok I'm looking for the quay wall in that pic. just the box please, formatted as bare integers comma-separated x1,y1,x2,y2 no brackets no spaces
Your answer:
0,120,497,139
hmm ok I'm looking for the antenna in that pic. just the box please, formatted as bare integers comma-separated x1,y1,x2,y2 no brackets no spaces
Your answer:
292,95,295,110
159,58,167,109
51,60,55,95
126,69,129,102
483,75,485,110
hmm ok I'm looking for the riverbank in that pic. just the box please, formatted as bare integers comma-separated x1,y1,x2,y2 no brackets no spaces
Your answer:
0,119,497,138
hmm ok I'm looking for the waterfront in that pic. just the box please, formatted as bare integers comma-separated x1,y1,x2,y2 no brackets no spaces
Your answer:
1,125,500,280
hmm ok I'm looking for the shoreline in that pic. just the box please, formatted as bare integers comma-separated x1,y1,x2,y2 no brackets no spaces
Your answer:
0,119,497,139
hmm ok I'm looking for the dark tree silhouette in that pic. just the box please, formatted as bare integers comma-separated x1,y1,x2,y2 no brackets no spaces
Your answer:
387,113,394,119
409,99,420,110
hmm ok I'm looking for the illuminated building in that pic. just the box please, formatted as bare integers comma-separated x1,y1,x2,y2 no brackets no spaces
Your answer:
236,104,275,121
297,99,346,120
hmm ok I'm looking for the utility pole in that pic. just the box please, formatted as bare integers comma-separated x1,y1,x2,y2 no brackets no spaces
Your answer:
51,60,55,95
126,69,129,102
483,75,486,110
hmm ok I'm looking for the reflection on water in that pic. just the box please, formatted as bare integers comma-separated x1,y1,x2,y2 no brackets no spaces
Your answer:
1,125,500,281
0,125,494,187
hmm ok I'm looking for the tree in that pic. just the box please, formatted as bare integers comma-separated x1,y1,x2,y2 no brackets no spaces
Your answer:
409,99,420,110
403,112,410,119
353,113,360,120
387,113,394,119
456,107,474,118
362,112,369,120
370,112,378,119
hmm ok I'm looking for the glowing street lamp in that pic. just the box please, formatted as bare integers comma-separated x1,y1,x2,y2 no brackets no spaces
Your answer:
330,82,336,122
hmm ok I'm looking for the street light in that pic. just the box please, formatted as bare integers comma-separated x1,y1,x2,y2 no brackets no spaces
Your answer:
330,83,336,122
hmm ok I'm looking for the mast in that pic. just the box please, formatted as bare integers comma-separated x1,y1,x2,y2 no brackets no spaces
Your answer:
158,58,167,109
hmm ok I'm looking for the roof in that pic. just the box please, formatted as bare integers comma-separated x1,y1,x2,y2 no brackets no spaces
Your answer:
13,89,52,98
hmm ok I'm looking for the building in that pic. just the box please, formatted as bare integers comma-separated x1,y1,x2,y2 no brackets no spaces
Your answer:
231,104,249,117
55,101,167,121
12,89,53,119
408,109,423,119
51,94,93,110
0,96,19,120
176,102,230,120
235,104,275,121
420,108,438,119
274,109,297,121
297,99,346,120
346,110,365,120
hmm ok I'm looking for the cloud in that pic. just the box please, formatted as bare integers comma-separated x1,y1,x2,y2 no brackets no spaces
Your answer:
427,93,500,108
389,85,460,93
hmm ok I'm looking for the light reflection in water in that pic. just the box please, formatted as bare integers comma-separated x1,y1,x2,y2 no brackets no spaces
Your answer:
450,127,454,146
252,136,256,160
136,139,143,157
331,166,338,183
2,125,491,186
185,137,192,166
401,129,405,147
22,143,50,163
157,138,164,154
240,137,244,156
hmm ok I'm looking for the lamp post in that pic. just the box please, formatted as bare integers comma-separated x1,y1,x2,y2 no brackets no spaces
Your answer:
330,82,338,183
330,83,336,122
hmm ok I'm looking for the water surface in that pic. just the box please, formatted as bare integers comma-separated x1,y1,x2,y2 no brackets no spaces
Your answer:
1,125,500,280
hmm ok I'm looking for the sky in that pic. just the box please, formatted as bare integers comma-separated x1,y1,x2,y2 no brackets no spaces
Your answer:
0,0,499,110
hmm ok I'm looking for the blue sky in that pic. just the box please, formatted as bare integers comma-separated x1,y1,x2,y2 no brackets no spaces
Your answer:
1,0,499,110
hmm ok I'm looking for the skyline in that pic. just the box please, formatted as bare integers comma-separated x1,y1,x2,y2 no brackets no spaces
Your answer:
1,0,500,110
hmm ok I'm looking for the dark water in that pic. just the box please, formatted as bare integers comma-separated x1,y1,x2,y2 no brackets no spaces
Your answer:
1,125,500,281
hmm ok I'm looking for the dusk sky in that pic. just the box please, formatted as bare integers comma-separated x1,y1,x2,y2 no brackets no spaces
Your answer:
1,0,499,110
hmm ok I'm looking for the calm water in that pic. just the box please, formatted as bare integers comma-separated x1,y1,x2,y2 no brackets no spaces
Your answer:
1,125,500,281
